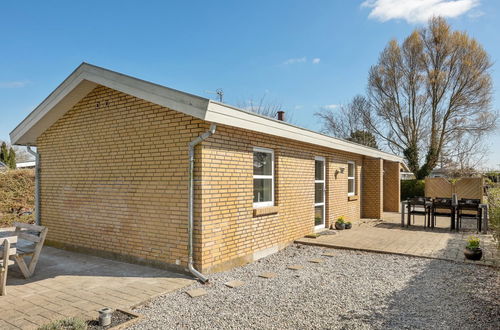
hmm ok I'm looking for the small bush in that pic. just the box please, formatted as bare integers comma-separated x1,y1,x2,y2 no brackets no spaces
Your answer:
0,169,35,227
487,186,500,248
401,179,425,200
38,317,87,330
466,236,480,249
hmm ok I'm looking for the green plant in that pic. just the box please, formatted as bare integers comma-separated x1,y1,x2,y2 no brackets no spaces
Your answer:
466,236,481,250
336,216,345,224
38,317,88,330
0,169,35,227
346,221,352,225
400,179,425,200
488,186,500,247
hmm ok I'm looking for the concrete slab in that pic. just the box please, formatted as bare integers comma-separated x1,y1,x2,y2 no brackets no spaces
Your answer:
224,280,245,288
287,265,304,270
258,272,278,279
296,212,499,268
0,232,193,330
186,288,208,298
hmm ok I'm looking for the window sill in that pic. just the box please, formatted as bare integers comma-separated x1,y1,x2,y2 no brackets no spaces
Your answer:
253,206,279,217
348,195,359,201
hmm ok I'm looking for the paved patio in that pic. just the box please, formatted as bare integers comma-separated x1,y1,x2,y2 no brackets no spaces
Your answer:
296,212,499,267
0,235,193,330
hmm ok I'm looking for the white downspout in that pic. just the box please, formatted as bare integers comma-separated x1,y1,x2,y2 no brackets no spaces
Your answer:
26,145,40,226
188,123,216,283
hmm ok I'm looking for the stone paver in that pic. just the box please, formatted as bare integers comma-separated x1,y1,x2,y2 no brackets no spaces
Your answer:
185,288,208,298
296,212,499,267
287,265,304,270
258,272,278,279
224,280,245,288
308,258,323,263
0,234,193,330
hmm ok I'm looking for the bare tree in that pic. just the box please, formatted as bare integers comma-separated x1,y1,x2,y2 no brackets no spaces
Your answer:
315,95,378,148
363,17,497,178
238,95,294,122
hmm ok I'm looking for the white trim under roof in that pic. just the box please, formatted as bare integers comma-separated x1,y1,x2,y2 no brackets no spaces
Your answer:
10,63,404,163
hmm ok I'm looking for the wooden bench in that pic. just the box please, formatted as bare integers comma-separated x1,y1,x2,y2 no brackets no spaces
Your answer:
13,222,48,279
1,236,17,295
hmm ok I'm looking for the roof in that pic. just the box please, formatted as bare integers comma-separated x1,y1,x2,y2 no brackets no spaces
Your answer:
17,161,36,168
10,63,404,163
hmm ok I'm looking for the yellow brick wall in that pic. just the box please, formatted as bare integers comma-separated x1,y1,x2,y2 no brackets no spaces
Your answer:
37,85,205,270
198,124,364,272
361,157,383,219
383,160,401,212
37,84,394,273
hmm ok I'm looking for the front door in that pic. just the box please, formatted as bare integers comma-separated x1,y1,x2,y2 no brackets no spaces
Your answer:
314,157,326,230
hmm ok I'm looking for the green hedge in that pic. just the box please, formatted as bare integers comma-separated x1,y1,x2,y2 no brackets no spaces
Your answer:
401,179,425,200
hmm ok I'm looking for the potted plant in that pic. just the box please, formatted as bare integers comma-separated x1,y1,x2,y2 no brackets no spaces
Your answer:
464,236,482,261
345,221,352,229
334,216,346,230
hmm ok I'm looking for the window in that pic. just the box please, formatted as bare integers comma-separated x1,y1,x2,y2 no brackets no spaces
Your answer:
253,147,274,207
347,161,356,196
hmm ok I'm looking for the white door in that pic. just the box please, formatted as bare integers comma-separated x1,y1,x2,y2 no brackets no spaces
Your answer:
314,157,326,230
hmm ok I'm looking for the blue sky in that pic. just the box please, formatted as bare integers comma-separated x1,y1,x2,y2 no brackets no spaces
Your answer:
1,0,499,169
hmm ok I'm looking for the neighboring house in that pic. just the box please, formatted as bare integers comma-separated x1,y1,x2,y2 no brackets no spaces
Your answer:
428,167,449,178
16,161,36,169
10,63,404,275
400,171,416,180
0,161,7,172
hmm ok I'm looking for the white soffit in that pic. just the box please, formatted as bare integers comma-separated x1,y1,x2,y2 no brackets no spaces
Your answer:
10,63,404,163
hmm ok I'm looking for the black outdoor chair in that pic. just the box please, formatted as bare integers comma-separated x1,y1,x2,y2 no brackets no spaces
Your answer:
457,198,482,232
407,197,432,227
431,197,456,230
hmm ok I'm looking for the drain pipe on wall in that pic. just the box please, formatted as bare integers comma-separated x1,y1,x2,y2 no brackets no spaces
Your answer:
26,145,40,226
188,123,216,283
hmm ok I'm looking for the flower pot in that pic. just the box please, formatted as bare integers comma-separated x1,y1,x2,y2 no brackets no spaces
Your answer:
464,247,482,261
335,222,345,230
345,223,352,229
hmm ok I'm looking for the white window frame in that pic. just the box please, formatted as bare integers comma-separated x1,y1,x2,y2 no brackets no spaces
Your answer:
347,161,356,196
314,156,326,230
253,147,275,208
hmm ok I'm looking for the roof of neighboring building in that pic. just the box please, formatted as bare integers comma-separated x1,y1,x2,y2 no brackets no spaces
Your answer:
16,161,36,168
10,63,404,163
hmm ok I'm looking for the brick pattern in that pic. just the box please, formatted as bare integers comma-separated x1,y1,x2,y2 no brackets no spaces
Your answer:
361,157,383,219
37,85,206,268
36,84,396,272
383,160,401,212
198,124,364,272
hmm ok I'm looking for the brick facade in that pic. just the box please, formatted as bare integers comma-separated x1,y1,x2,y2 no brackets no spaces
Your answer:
37,85,399,273
383,160,401,212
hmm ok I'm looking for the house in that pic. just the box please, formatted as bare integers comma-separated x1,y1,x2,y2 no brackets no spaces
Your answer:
16,161,36,169
10,63,404,278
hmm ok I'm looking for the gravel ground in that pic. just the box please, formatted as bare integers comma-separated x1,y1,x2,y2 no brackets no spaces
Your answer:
130,245,499,330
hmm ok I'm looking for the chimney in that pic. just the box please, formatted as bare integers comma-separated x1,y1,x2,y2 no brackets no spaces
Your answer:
277,111,285,121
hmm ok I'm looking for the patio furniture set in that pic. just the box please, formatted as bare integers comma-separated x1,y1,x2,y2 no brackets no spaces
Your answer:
0,222,47,295
401,197,487,232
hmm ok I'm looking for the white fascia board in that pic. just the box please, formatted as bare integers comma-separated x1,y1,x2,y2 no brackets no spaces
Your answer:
206,101,404,163
10,63,210,146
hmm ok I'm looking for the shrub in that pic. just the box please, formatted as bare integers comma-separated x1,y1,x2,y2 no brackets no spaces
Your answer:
0,169,35,227
466,236,480,249
38,317,87,330
487,186,500,248
401,179,425,200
